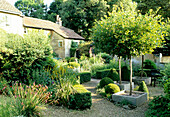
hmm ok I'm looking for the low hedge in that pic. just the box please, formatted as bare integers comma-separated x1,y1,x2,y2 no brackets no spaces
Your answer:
96,69,119,81
79,72,91,84
68,85,92,110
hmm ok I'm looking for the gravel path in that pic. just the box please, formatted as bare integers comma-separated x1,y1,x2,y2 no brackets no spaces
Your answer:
43,79,150,117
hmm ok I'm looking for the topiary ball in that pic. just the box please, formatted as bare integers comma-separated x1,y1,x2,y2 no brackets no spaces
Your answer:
143,59,157,69
105,83,120,94
99,77,114,88
138,81,149,99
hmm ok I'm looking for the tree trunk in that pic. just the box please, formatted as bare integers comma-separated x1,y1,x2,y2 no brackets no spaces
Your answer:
119,57,122,84
129,57,132,95
141,55,144,78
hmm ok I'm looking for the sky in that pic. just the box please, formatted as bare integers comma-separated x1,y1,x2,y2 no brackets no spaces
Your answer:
6,0,54,7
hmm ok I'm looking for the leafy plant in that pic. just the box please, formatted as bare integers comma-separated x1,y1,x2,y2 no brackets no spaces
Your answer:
99,77,114,88
143,59,157,69
105,83,120,94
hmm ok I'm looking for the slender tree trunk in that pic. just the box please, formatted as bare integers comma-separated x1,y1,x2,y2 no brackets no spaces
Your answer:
119,57,122,84
130,57,132,95
141,55,144,78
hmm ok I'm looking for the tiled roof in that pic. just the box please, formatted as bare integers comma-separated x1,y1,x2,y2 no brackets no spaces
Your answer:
0,0,22,15
23,16,84,40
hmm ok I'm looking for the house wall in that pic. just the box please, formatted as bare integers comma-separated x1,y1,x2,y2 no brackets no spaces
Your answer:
0,12,24,35
51,32,66,58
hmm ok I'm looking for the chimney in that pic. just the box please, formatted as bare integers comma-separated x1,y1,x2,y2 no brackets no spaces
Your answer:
56,15,62,26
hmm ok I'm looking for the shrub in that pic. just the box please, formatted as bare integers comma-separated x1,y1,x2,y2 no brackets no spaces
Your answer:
68,85,92,109
69,57,77,62
108,69,119,81
137,71,147,77
0,29,52,83
105,83,120,94
70,48,77,57
78,41,92,57
164,78,170,99
145,95,170,117
144,59,157,69
65,57,70,63
133,86,139,91
99,77,114,88
138,81,149,99
79,72,91,84
97,53,112,63
67,62,80,68
164,63,170,78
96,69,111,79
121,66,130,81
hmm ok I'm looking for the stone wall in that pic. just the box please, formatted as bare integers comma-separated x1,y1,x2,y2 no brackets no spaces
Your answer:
51,32,65,58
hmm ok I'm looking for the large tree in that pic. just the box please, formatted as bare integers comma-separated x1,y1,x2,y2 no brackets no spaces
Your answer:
91,2,168,95
15,0,48,20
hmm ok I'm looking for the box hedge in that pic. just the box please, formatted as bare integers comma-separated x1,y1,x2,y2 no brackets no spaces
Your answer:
79,72,91,84
68,85,92,110
96,69,119,81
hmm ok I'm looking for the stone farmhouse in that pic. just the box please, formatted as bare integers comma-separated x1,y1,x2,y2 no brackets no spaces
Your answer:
0,0,84,58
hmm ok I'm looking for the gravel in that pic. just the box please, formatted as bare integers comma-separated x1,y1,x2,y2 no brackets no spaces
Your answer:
42,79,164,117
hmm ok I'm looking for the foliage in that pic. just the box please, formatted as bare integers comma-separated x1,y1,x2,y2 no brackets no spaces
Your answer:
108,69,119,81
67,62,80,69
49,66,79,106
121,66,130,81
65,57,71,63
79,59,91,72
137,71,147,77
138,81,149,99
68,85,92,110
70,48,77,57
15,0,48,20
79,72,91,84
99,77,114,88
133,86,139,91
164,78,170,99
96,53,112,63
78,41,93,57
0,82,51,117
145,95,170,117
164,63,170,78
136,0,170,20
143,59,157,69
0,29,52,83
69,57,77,62
105,83,120,94
91,3,166,59
96,69,111,79
58,0,108,39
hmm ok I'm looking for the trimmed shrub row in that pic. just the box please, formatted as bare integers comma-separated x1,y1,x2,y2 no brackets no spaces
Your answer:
96,69,119,81
68,85,92,109
79,72,91,84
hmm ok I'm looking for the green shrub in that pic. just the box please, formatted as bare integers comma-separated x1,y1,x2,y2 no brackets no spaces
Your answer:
164,63,170,78
70,48,77,57
0,29,52,83
145,95,170,117
78,41,92,57
138,81,149,99
121,66,130,81
144,59,157,69
99,77,114,88
96,69,111,79
69,57,77,62
105,83,120,94
65,57,71,63
133,86,139,91
108,69,119,81
137,71,147,77
68,85,92,109
79,72,91,84
68,62,80,68
164,78,170,99
97,53,112,63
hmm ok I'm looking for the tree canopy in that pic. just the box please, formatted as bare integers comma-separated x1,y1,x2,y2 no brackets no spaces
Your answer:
91,2,167,59
15,0,48,20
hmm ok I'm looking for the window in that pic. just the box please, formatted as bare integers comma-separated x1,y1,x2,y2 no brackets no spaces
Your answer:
24,28,27,33
58,40,63,47
5,16,10,26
